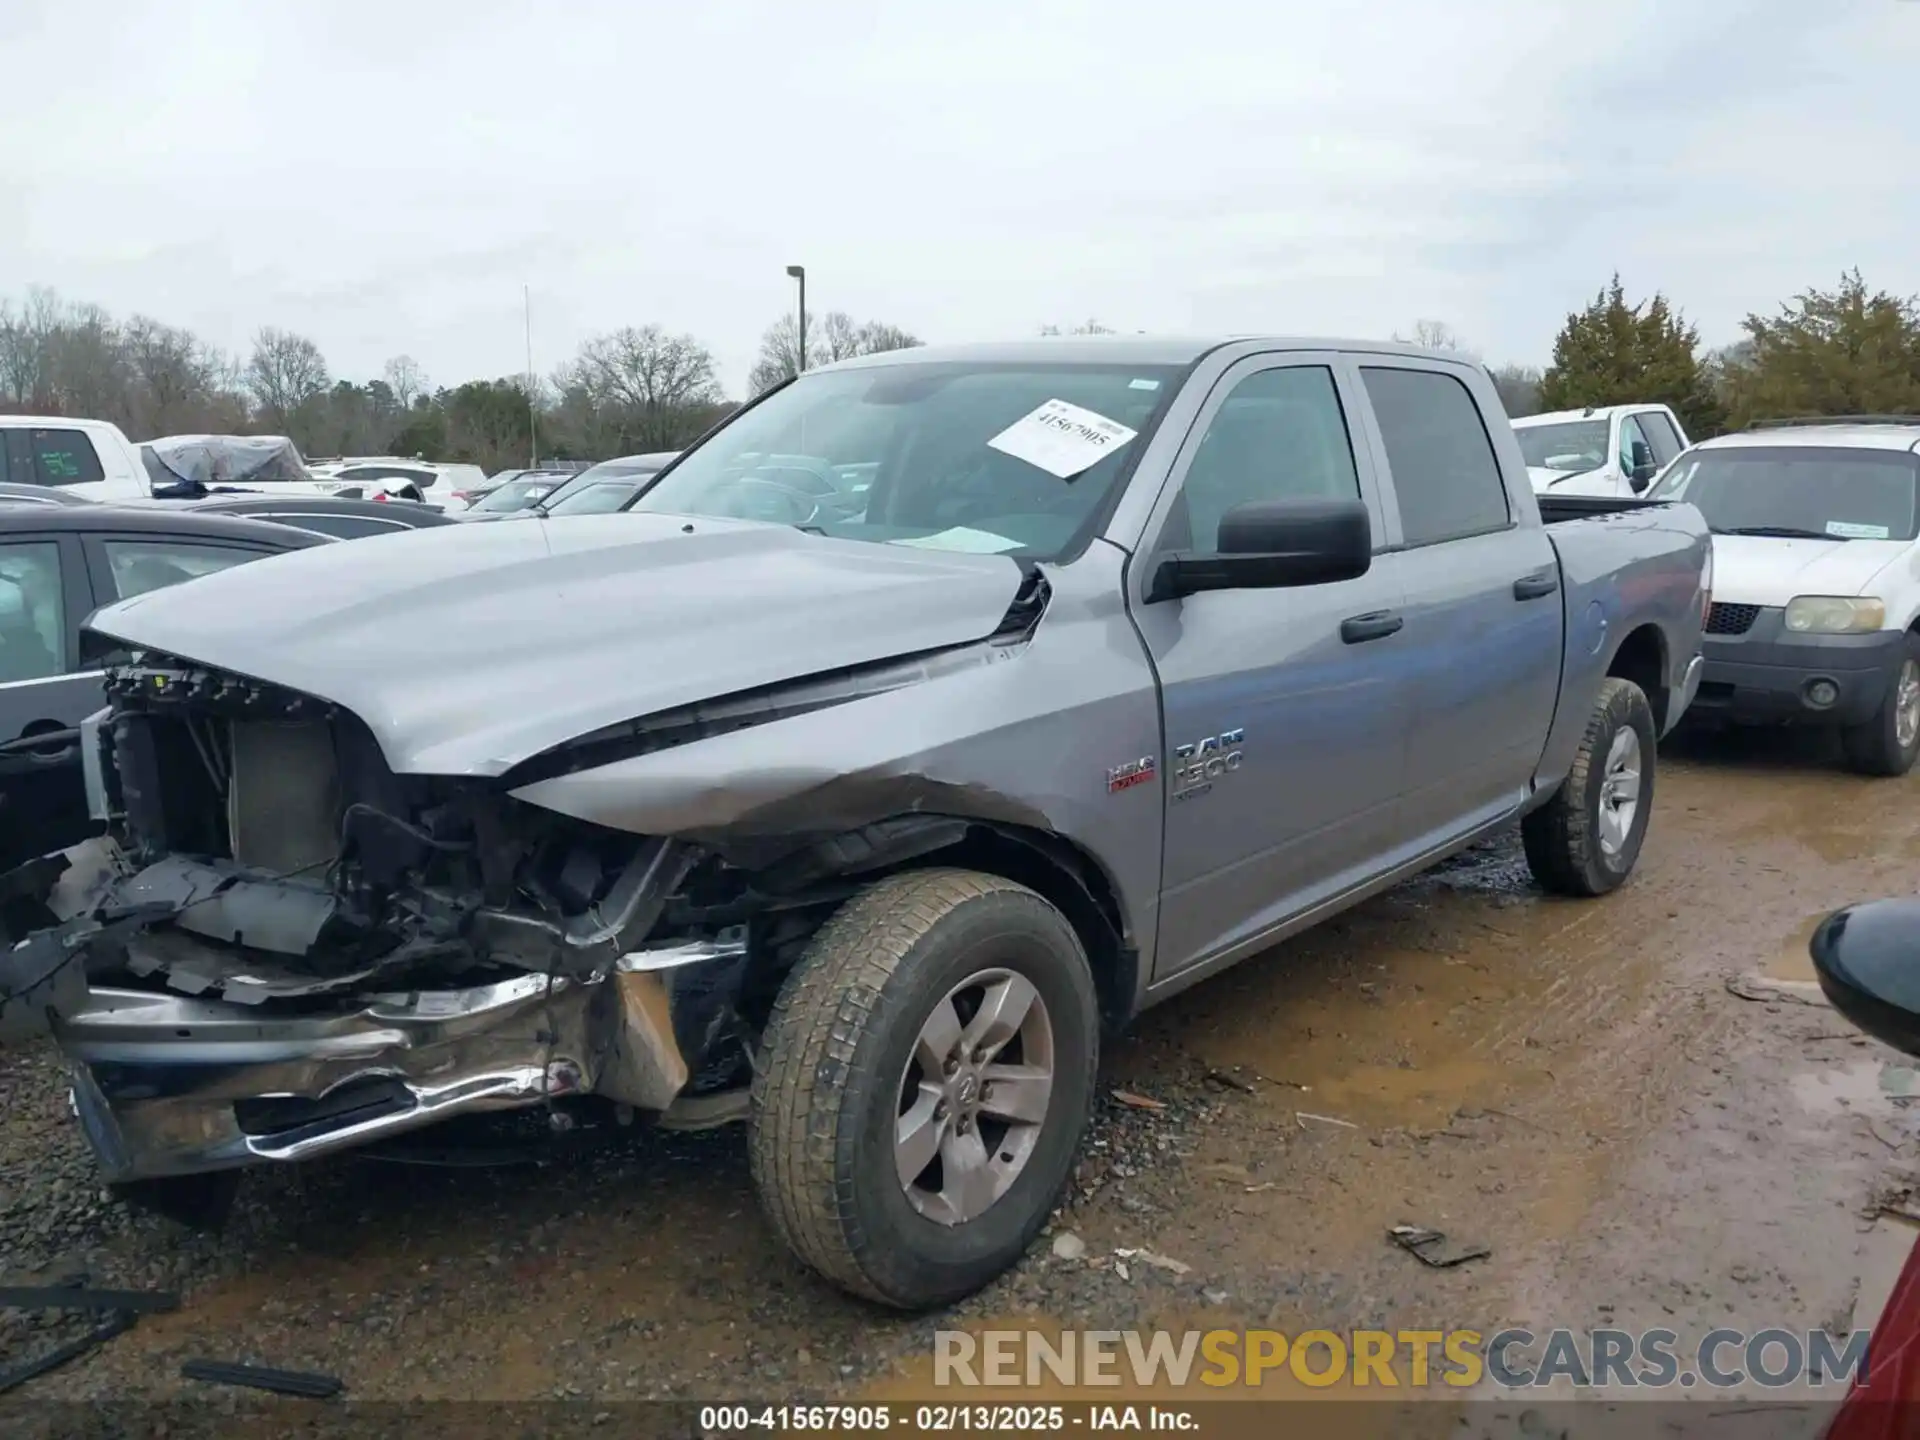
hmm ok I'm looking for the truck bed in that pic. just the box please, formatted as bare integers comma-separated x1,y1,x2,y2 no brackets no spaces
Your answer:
1537,494,1671,524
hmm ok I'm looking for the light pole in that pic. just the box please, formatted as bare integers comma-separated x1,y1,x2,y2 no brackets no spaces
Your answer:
785,264,806,375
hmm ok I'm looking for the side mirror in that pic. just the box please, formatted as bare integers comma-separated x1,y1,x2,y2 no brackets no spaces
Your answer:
1628,441,1658,489
1809,899,1920,1057
1147,499,1372,603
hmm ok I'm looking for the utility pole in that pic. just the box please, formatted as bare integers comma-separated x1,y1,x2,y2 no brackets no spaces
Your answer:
524,284,538,467
786,264,807,375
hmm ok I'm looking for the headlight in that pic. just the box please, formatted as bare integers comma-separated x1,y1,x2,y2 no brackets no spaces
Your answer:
1783,596,1887,634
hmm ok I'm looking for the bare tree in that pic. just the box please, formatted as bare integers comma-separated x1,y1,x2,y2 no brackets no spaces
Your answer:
561,325,724,450
1487,363,1543,418
0,287,63,409
245,327,330,431
1392,319,1474,354
382,355,428,411
748,314,806,396
123,315,229,436
1039,319,1115,336
748,311,923,395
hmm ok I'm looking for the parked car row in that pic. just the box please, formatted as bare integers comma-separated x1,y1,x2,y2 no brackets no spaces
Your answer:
0,334,1713,1310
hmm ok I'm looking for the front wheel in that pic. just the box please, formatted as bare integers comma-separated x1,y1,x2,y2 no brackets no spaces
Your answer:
1841,638,1920,777
1522,677,1657,897
748,868,1098,1310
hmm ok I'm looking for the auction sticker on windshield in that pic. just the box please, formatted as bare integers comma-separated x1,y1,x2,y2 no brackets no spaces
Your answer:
988,399,1138,480
1827,520,1892,539
894,527,1024,554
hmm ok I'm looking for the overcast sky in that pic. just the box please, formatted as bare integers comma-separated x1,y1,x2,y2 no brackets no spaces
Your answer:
2,0,1914,397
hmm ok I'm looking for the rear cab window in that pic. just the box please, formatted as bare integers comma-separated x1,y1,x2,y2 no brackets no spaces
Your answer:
1359,367,1510,546
0,429,106,488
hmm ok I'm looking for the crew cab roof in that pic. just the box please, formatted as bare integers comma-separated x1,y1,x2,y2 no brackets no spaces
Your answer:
817,335,1484,372
1514,405,1672,426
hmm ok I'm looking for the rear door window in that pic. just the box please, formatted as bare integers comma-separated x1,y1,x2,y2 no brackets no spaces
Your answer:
1360,367,1511,546
0,542,66,682
98,540,267,601
25,429,106,487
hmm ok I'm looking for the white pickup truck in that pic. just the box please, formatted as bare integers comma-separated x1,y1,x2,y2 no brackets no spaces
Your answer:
0,417,456,504
1514,404,1690,498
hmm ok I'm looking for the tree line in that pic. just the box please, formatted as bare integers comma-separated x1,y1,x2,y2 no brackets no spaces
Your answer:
1398,269,1920,437
2,269,1915,474
0,292,922,474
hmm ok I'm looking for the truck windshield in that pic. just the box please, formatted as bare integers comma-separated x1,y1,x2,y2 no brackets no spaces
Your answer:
1649,447,1920,542
1515,420,1610,473
628,361,1183,559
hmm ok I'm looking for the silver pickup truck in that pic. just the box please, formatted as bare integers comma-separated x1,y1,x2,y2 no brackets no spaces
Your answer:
0,337,1710,1310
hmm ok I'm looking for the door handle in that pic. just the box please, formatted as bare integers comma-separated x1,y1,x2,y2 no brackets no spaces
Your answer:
1513,570,1560,601
0,727,80,766
1340,610,1403,644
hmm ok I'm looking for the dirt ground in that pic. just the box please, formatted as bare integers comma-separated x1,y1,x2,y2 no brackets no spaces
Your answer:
5,724,1919,1425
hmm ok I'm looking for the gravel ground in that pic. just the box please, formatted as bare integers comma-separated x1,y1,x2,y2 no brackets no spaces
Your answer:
2,728,1916,1428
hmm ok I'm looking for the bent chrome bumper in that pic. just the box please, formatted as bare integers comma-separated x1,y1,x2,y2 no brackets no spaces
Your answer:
56,934,747,1182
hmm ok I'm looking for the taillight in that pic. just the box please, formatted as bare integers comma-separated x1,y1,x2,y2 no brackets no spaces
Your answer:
372,492,389,503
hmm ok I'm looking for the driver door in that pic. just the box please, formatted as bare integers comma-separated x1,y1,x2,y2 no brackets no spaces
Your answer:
1127,355,1415,982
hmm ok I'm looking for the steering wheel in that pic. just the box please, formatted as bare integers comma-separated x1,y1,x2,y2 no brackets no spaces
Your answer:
721,476,823,526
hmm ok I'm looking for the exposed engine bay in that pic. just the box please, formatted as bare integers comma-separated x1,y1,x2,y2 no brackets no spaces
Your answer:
0,565,1100,1188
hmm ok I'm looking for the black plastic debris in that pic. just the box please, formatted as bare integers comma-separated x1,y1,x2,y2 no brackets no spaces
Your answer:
180,1359,344,1399
1388,1223,1491,1268
0,1311,137,1395
0,1285,179,1314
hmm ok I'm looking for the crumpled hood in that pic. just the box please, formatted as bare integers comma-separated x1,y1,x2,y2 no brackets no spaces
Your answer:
86,513,1027,776
1708,533,1909,606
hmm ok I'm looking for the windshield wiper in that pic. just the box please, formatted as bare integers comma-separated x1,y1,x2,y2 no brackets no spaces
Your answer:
1716,525,1840,540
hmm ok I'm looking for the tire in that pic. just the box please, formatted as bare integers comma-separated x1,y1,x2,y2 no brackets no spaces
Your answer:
1841,637,1920,777
748,868,1098,1310
1522,677,1657,898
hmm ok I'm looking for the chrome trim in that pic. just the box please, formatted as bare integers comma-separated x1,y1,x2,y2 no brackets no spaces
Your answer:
59,973,597,1181
0,669,105,692
616,929,748,972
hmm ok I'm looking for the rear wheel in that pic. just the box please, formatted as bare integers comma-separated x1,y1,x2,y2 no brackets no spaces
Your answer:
1523,677,1657,897
748,868,1098,1310
1841,639,1920,777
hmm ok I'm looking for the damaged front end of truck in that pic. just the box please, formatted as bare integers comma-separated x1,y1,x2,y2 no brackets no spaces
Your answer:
0,527,1106,1202
0,651,763,1186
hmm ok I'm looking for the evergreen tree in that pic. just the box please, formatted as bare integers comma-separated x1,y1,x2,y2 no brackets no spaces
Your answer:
1721,269,1920,426
1538,275,1723,436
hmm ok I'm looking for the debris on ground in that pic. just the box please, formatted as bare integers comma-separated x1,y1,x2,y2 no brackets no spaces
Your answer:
1050,1232,1087,1261
1110,1089,1166,1112
1388,1224,1491,1268
180,1359,344,1398
1882,1065,1920,1100
1203,1068,1260,1095
0,1310,137,1395
1726,973,1828,1007
0,1276,177,1397
0,1284,179,1315
1114,1248,1192,1276
1297,1111,1358,1130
